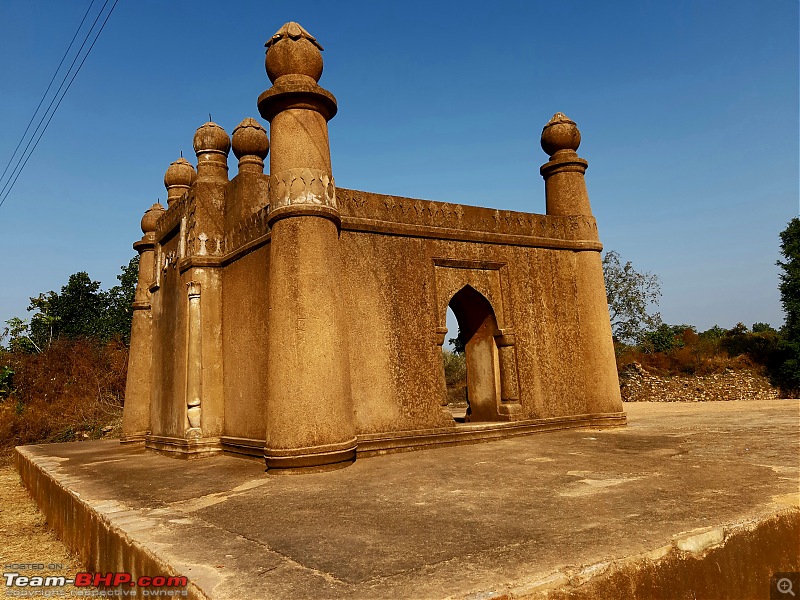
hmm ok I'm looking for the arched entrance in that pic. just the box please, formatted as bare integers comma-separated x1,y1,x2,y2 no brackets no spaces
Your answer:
448,285,502,422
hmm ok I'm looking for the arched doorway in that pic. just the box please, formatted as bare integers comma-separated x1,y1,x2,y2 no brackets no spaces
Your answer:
448,285,502,422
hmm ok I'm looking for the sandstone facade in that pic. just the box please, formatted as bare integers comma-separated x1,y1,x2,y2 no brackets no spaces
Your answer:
121,22,625,471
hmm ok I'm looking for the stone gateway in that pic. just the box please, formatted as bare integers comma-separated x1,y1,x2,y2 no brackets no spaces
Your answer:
121,21,625,472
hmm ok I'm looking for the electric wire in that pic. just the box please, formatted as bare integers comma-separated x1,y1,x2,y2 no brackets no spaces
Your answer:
0,0,112,204
0,0,119,209
0,0,97,187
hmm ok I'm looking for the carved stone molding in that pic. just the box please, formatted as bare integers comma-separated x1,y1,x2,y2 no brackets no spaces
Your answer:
187,281,202,299
225,206,271,254
270,168,336,211
155,190,192,240
336,188,599,243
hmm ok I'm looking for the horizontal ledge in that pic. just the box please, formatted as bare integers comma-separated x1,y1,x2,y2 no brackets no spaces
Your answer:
220,436,266,459
356,412,627,456
212,413,627,462
340,217,603,250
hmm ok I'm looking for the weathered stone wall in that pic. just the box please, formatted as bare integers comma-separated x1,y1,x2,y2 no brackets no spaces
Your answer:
619,362,780,402
337,187,622,432
149,225,187,440
221,245,269,442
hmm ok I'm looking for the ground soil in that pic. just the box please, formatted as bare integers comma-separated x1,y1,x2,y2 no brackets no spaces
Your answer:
0,464,79,598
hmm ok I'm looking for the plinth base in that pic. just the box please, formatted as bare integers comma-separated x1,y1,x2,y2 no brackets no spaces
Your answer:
264,438,357,471
145,434,222,458
14,400,800,600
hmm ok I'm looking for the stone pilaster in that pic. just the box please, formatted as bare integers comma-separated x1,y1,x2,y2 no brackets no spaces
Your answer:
185,281,203,438
121,202,164,442
258,21,356,471
178,123,229,445
495,330,522,419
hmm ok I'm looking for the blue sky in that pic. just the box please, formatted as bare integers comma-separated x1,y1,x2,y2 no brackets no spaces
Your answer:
0,0,797,334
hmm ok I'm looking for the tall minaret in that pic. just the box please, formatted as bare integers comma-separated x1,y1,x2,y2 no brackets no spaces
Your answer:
540,114,623,414
121,201,164,442
258,22,356,470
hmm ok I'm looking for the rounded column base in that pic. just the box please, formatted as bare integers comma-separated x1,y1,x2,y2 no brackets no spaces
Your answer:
264,438,357,472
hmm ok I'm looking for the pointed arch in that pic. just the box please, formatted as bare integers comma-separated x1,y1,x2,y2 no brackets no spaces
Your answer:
446,285,502,422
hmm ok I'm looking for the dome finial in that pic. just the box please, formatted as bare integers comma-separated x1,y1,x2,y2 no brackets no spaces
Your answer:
193,121,230,181
265,22,323,51
141,201,165,234
193,121,231,156
541,112,581,157
232,117,269,174
164,157,196,206
264,21,324,83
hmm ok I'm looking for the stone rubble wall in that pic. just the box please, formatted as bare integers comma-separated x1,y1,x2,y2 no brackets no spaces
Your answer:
619,363,780,402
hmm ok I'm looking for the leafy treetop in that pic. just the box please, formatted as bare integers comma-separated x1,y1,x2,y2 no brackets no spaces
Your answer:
602,250,662,345
1,256,139,352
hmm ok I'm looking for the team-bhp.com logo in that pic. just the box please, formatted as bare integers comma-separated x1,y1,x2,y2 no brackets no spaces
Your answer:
3,571,188,597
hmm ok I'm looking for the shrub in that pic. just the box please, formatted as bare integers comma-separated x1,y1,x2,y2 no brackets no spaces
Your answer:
442,349,466,386
641,324,694,354
442,349,467,406
0,338,128,462
0,363,13,400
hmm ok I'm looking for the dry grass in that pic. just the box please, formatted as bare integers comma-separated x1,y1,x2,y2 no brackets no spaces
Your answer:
0,465,79,597
0,339,120,596
615,333,764,377
0,339,126,463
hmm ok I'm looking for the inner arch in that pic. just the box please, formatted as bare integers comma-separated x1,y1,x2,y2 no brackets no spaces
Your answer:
447,285,502,423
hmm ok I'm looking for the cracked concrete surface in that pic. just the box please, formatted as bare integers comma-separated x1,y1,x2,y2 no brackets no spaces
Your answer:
14,400,800,599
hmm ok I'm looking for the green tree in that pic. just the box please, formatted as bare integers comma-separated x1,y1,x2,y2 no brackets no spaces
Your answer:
776,218,800,391
448,330,466,354
48,272,105,340
27,291,59,349
3,257,139,352
699,325,727,340
722,323,780,365
642,323,694,353
96,256,139,344
602,250,663,345
0,364,13,400
752,322,777,334
1,317,41,353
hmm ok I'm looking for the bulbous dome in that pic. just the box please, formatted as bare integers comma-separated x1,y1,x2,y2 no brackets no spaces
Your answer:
541,112,581,157
163,157,196,189
141,202,165,234
193,122,231,155
232,117,269,159
265,22,324,83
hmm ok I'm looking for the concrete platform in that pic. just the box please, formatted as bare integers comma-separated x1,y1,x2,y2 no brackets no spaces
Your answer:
15,400,800,600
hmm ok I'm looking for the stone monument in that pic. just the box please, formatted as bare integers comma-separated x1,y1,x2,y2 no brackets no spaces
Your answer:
121,21,625,472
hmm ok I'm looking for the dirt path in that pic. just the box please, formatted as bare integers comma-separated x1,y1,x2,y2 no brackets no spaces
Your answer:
0,463,79,598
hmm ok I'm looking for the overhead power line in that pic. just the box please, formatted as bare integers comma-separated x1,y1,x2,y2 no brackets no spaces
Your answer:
0,0,113,203
0,0,120,210
0,0,97,187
